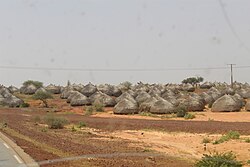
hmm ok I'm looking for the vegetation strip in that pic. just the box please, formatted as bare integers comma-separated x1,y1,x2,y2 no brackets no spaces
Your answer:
2,128,71,158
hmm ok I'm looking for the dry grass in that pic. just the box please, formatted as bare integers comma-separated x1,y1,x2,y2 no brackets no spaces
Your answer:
2,127,71,157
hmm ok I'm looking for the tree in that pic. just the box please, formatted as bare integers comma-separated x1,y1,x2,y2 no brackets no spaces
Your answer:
23,80,43,89
197,77,204,83
32,91,53,108
182,76,204,85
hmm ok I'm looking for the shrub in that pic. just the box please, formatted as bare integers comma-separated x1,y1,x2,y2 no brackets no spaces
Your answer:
213,136,230,144
33,116,41,123
84,103,104,114
143,148,152,152
176,105,188,117
41,127,48,132
84,106,94,116
202,137,211,144
208,118,215,121
139,112,158,118
213,131,240,144
247,160,250,164
77,121,86,128
71,126,77,132
20,103,30,108
208,102,213,108
94,103,104,112
23,80,43,88
195,152,242,167
213,140,220,145
0,121,7,129
227,131,240,139
184,113,195,119
44,115,68,129
245,138,250,143
139,112,151,116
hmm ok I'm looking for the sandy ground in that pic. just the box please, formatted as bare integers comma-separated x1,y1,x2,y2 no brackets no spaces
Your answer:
190,109,250,122
0,108,193,167
94,130,250,166
92,109,250,122
2,94,249,166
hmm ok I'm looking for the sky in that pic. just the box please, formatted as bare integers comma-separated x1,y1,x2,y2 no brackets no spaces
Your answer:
0,0,250,87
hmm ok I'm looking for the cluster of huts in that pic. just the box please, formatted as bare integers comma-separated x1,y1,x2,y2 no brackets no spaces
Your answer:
1,81,250,114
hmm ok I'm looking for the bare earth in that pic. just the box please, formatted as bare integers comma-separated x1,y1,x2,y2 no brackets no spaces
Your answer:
1,95,250,166
92,109,250,122
106,130,250,164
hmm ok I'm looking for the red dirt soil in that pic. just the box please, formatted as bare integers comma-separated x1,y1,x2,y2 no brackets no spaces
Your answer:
0,108,192,167
1,94,250,167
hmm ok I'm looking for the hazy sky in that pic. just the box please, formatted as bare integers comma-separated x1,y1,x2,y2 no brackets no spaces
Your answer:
0,0,250,86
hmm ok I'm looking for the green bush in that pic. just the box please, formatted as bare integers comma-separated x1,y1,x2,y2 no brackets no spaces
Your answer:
94,103,104,112
213,131,240,144
85,106,94,116
44,115,68,129
139,112,159,118
227,131,240,139
20,103,30,108
202,137,211,144
41,127,48,132
77,121,86,128
184,113,195,119
176,105,188,117
84,103,104,114
0,121,7,129
247,160,250,164
208,102,213,108
23,80,43,88
245,138,250,143
195,152,242,167
71,126,77,132
139,112,152,116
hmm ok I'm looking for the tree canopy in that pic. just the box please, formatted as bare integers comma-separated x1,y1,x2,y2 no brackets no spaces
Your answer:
32,91,53,107
23,80,43,89
182,76,204,85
